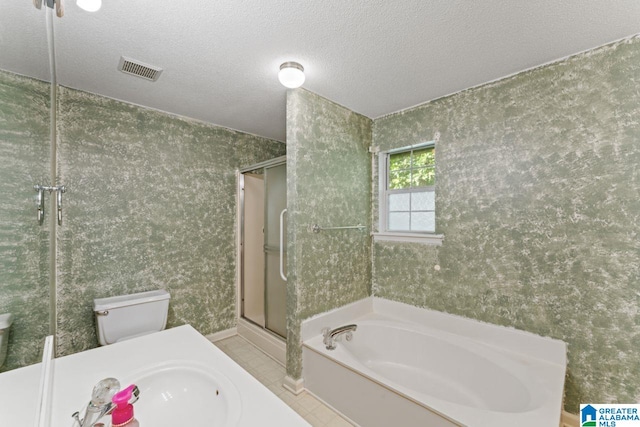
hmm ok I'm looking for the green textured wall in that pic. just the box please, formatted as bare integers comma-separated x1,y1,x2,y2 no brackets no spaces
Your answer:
55,87,284,356
0,70,50,371
286,89,372,378
372,36,640,411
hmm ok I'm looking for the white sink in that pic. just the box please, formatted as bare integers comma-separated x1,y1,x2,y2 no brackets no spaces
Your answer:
1,326,308,426
124,360,242,426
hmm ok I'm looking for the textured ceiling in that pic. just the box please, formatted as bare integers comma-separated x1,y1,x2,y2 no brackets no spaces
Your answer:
0,2,50,82
2,1,640,141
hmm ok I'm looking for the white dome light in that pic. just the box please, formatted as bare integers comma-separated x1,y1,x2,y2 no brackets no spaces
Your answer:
77,0,102,12
278,62,305,88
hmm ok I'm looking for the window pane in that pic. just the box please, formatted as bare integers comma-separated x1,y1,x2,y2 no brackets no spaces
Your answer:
411,212,435,232
388,212,410,231
413,147,435,167
389,170,411,189
389,193,410,211
385,146,437,234
389,151,412,171
412,167,435,187
411,191,434,211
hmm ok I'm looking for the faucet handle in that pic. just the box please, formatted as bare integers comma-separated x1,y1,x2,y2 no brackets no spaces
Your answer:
91,378,121,406
321,327,331,338
71,378,121,427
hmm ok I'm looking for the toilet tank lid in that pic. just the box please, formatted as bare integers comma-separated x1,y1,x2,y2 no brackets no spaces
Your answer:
94,289,170,312
0,313,14,329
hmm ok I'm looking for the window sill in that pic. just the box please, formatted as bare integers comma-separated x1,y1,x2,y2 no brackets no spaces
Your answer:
372,232,444,245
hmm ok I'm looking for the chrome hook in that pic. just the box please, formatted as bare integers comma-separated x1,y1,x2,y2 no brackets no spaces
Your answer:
34,185,45,225
33,184,66,226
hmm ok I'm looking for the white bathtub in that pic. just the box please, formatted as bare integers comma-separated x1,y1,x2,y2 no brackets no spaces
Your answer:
302,298,566,427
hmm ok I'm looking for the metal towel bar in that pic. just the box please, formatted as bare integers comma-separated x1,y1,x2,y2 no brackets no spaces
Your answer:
312,224,366,233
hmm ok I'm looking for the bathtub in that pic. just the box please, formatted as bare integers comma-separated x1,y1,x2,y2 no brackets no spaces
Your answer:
302,297,566,427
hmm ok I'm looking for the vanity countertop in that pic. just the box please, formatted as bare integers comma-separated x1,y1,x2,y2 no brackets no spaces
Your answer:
0,325,309,426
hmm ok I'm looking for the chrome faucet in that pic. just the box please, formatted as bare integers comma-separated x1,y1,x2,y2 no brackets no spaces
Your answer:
71,402,115,427
71,378,139,427
322,324,357,350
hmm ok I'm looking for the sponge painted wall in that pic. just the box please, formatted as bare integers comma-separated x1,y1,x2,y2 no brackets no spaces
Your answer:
55,86,285,356
286,89,372,378
0,70,50,371
372,36,640,411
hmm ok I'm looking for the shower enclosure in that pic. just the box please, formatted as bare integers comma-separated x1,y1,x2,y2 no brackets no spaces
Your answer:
239,156,287,340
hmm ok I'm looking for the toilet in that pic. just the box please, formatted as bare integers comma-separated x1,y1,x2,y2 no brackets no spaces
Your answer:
0,313,14,368
94,289,170,346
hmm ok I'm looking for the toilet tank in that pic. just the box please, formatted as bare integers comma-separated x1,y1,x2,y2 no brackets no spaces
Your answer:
0,313,14,367
94,290,170,346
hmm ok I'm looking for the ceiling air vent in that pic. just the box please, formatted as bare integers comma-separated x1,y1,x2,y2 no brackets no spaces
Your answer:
118,56,163,81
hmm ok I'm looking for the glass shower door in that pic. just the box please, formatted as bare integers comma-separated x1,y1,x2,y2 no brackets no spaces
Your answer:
263,163,287,338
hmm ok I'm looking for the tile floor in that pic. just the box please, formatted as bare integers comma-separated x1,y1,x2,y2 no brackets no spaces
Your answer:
213,335,354,427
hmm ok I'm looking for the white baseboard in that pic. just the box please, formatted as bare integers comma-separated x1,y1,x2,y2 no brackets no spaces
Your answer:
237,318,286,366
561,410,579,427
283,375,305,395
205,327,238,343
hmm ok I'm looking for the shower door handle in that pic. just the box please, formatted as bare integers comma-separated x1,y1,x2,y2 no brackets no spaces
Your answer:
279,208,287,282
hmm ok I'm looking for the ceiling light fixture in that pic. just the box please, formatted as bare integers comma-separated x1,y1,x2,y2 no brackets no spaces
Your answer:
76,0,101,12
278,62,305,88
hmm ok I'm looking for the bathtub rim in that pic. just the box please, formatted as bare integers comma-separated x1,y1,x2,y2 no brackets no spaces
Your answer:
301,296,567,367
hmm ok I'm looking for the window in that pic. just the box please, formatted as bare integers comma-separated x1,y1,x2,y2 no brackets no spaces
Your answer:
376,142,442,244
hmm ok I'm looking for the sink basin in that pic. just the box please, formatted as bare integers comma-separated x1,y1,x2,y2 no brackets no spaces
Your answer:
124,360,242,426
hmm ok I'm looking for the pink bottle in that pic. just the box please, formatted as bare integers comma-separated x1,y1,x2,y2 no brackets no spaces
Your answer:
111,384,139,427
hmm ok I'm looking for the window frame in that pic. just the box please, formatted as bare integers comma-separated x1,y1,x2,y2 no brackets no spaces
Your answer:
375,141,444,245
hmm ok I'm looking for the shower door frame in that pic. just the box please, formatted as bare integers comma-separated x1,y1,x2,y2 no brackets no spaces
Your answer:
236,156,287,364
